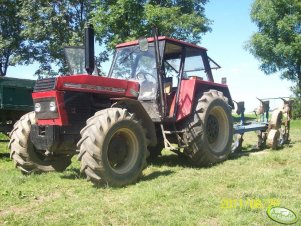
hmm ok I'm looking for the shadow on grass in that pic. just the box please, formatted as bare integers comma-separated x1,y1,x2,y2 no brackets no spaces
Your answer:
228,150,251,160
148,154,192,168
60,167,85,180
228,143,266,160
88,169,176,189
148,153,222,170
0,152,10,160
140,170,174,182
228,143,286,160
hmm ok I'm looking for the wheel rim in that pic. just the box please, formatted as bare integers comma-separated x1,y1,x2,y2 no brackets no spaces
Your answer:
206,115,219,143
206,106,230,153
107,128,139,174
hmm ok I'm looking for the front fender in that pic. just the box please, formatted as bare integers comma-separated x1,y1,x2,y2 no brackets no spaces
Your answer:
111,98,157,147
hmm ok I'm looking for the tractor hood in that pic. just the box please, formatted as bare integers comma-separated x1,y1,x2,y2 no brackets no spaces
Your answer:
34,75,140,98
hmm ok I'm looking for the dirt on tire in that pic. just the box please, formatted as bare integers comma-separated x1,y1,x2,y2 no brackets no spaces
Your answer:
180,90,233,166
9,112,72,173
77,108,148,187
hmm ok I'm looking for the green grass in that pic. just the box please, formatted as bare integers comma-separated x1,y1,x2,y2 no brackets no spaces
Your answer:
0,121,301,225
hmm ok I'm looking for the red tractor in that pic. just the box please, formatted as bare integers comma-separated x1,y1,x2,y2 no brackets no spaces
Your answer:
9,26,234,186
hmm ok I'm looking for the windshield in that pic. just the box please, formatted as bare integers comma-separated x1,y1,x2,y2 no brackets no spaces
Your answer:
110,46,157,80
109,45,158,100
64,46,85,75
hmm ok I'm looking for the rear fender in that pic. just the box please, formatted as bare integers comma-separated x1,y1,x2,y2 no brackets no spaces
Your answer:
111,98,157,147
174,79,234,122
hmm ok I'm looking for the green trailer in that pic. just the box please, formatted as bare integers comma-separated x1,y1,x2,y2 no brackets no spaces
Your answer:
0,77,35,134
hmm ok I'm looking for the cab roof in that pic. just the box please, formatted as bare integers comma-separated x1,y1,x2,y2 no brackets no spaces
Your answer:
116,36,207,51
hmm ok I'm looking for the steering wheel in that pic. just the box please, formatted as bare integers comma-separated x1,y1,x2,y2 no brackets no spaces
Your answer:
136,70,156,82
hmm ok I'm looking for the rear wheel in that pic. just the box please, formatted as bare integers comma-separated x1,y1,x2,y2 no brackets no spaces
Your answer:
77,108,147,186
9,112,72,173
181,90,233,166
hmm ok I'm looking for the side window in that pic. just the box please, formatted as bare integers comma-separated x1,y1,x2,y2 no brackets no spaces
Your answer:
136,55,156,83
163,43,182,87
136,51,158,100
184,48,207,80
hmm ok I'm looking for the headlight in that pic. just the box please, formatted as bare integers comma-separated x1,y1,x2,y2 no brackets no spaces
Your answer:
35,103,41,112
49,101,57,112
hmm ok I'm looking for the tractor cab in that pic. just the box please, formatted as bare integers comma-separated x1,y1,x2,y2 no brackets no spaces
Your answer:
109,37,222,121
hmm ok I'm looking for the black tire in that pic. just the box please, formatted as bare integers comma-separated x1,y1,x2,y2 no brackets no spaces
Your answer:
77,108,147,187
181,90,233,166
148,131,164,159
9,112,72,173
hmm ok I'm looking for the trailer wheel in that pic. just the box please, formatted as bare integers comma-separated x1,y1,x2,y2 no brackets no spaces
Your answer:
267,129,280,150
181,90,233,166
9,112,72,173
77,108,147,186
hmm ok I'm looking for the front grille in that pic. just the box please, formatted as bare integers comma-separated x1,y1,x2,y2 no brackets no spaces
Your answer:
64,92,91,123
34,78,56,92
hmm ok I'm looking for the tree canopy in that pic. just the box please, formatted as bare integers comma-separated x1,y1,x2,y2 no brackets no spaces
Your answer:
1,0,211,77
246,0,301,96
92,0,211,50
19,0,94,76
0,0,28,76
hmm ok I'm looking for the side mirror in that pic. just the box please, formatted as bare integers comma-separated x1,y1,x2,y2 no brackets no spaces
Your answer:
138,37,148,52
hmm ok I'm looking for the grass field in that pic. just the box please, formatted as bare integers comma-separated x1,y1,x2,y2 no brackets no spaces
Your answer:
0,120,300,225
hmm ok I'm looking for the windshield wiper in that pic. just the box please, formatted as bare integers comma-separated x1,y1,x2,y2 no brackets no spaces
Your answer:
119,46,139,64
165,60,178,73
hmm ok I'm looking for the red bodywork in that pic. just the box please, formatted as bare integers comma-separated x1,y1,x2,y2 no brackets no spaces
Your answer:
170,77,232,121
33,75,140,125
33,39,232,126
32,91,67,126
116,36,207,51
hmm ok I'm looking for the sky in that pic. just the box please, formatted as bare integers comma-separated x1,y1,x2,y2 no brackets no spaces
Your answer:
7,0,293,112
200,0,293,111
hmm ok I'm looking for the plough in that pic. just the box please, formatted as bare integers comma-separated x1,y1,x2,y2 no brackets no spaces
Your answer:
232,97,293,152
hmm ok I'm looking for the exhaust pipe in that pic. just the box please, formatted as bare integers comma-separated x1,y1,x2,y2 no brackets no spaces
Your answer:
85,23,95,75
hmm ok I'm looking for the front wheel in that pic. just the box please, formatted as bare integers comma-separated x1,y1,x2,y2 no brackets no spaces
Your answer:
77,108,147,186
9,112,72,173
181,90,233,166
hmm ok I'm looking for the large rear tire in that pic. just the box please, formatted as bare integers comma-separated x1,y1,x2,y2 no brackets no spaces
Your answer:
9,112,72,173
181,90,233,166
77,108,147,186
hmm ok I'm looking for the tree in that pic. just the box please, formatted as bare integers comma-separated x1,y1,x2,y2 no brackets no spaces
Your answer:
2,0,210,77
246,0,301,97
19,0,94,76
0,0,29,76
92,0,211,50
